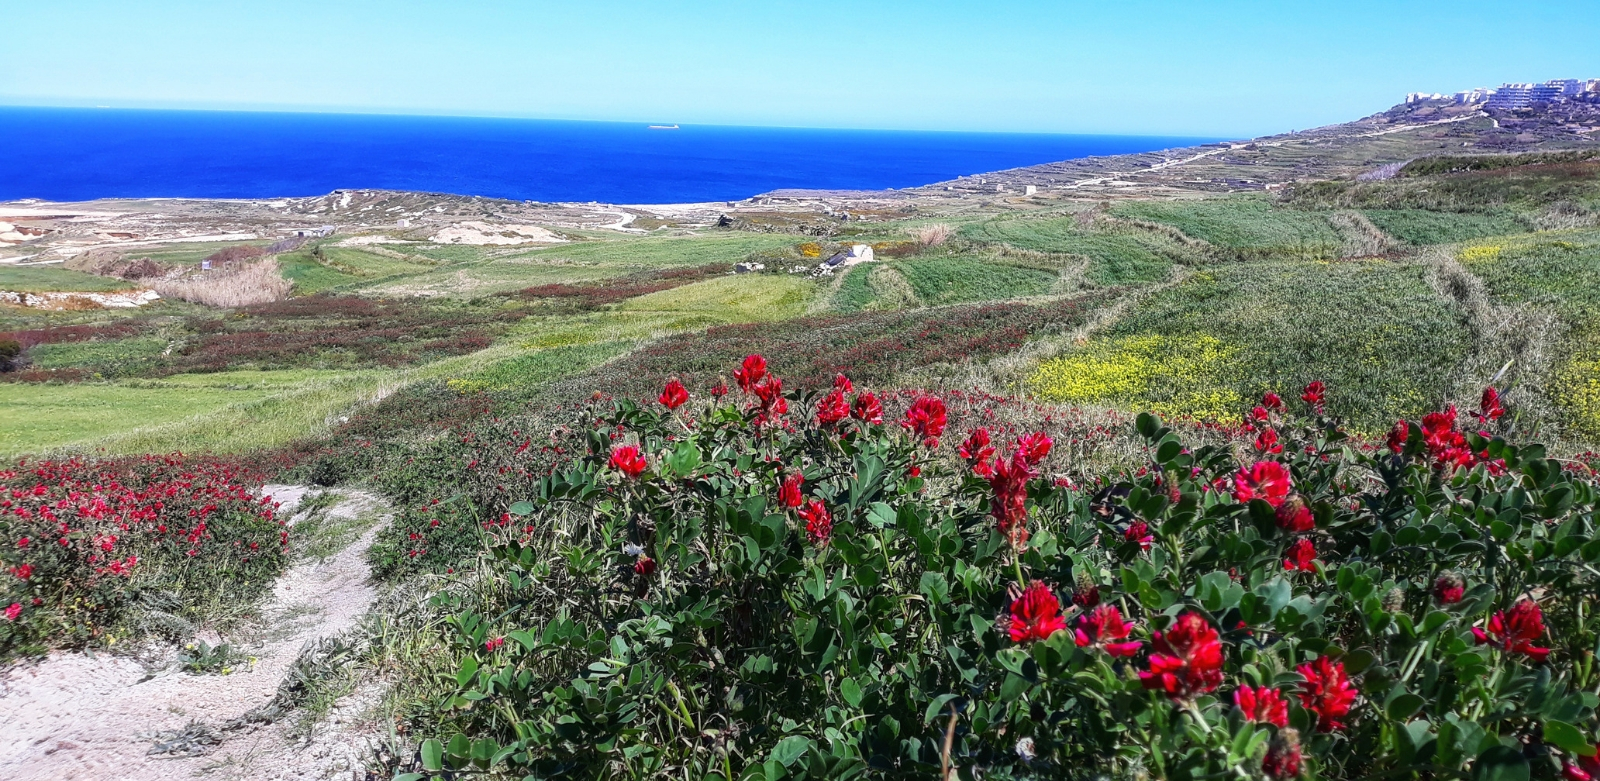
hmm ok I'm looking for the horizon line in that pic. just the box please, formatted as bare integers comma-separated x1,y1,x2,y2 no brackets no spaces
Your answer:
0,101,1241,141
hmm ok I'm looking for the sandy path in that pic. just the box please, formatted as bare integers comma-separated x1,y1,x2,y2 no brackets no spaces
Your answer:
0,486,390,781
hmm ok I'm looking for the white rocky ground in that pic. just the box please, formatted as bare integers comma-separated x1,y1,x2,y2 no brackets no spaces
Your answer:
0,486,392,781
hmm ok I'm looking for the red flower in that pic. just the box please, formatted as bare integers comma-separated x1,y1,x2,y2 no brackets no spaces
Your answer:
609,445,648,479
1250,405,1270,422
658,378,689,410
1472,599,1552,661
1073,605,1142,657
1275,495,1314,532
10,563,32,580
1386,420,1409,454
1007,581,1067,643
3,603,19,622
988,447,1037,546
1296,656,1358,731
751,376,788,426
798,500,833,546
634,556,657,576
1301,381,1326,407
1123,521,1153,551
959,428,995,475
850,393,883,424
1478,386,1505,422
710,381,729,398
1565,753,1600,781
1262,392,1284,410
1254,428,1284,455
1233,461,1293,508
1433,572,1465,605
1262,729,1303,780
1140,612,1224,700
832,373,853,393
779,472,803,509
1421,406,1461,455
816,389,849,426
733,354,767,393
1284,537,1317,572
1017,432,1054,465
1234,684,1290,728
485,636,506,652
903,396,948,447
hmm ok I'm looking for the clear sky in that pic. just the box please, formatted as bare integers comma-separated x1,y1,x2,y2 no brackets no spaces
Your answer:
3,0,1597,138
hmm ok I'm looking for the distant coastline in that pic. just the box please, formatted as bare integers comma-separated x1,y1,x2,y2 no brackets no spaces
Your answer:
0,106,1219,204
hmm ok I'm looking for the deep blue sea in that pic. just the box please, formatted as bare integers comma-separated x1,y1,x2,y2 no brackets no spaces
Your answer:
0,107,1216,203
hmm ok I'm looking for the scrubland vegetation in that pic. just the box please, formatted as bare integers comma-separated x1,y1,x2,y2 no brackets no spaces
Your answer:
5,149,1600,779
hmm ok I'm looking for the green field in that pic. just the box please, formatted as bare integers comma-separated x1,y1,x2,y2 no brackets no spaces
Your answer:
1030,260,1474,427
1361,209,1533,245
1110,197,1342,258
0,264,139,293
960,215,1185,284
0,380,277,457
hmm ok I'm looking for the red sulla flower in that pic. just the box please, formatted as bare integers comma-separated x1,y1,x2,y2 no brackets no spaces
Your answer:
1301,381,1326,408
485,636,506,652
1433,572,1465,605
832,373,853,393
1234,684,1290,728
1007,581,1067,643
1565,753,1600,781
816,389,849,426
1386,420,1409,454
1296,656,1358,731
1263,392,1284,410
1262,729,1303,780
1140,612,1224,700
850,393,883,424
959,428,996,476
798,500,833,545
10,563,32,580
1472,598,1551,661
609,445,648,479
1284,537,1318,572
633,556,657,576
1275,494,1314,532
751,376,788,426
3,603,19,622
1421,406,1461,454
658,379,689,410
903,396,948,447
710,381,729,398
1234,461,1293,508
1073,605,1142,657
779,472,803,509
1123,521,1153,551
1251,405,1271,422
1254,428,1284,455
1478,386,1505,422
733,354,767,393
1017,432,1053,465
988,447,1037,547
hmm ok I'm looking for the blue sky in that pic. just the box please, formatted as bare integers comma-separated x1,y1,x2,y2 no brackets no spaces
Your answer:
2,0,1597,137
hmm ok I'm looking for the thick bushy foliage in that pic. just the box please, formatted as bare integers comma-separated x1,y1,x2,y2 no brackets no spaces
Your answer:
404,359,1600,780
0,454,288,657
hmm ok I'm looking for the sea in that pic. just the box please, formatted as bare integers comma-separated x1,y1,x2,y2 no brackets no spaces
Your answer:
0,106,1217,204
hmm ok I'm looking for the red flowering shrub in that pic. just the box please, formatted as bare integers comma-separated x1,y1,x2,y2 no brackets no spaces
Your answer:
0,454,287,657
378,358,1600,781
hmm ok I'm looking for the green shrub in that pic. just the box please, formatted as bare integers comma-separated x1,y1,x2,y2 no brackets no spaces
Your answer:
392,357,1600,780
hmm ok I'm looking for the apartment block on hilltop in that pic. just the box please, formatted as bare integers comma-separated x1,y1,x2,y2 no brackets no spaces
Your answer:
1406,78,1599,110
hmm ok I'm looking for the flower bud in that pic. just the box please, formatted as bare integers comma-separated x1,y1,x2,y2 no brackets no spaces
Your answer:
1072,569,1100,608
1262,728,1303,779
1433,572,1465,605
1382,586,1405,614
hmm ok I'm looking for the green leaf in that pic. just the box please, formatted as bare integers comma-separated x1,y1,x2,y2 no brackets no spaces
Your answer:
841,677,864,708
394,775,426,781
1387,693,1425,721
1136,412,1160,439
667,440,702,477
918,572,949,605
456,656,479,688
420,739,443,772
507,500,535,516
447,733,472,760
770,735,812,767
1473,745,1530,781
1544,720,1594,755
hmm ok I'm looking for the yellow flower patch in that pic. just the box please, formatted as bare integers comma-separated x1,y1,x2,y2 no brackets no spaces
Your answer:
1458,244,1503,263
1028,334,1244,421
